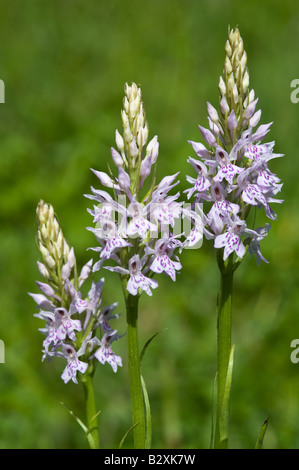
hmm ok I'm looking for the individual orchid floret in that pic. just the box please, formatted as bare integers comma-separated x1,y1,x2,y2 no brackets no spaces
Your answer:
60,344,89,384
236,169,268,207
214,215,247,260
146,237,182,281
180,206,204,249
98,302,120,333
150,194,183,231
94,330,123,373
126,199,157,239
248,224,271,265
185,158,211,199
87,219,132,270
126,254,159,296
213,146,243,185
54,306,82,342
34,306,60,353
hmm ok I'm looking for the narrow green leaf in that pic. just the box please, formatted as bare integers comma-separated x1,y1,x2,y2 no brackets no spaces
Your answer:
141,375,152,449
255,417,269,449
210,372,218,449
119,422,140,449
219,344,235,445
61,401,88,433
140,328,167,363
61,401,97,449
61,402,100,449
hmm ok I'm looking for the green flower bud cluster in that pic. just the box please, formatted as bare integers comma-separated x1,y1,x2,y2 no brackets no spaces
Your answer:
36,200,76,300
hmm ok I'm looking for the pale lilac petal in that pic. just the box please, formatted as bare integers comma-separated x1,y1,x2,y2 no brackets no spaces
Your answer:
91,169,119,189
198,125,217,146
28,293,54,311
94,347,122,373
36,281,55,298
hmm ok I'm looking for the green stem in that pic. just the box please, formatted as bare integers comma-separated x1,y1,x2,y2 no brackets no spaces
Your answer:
214,252,234,449
82,373,100,449
125,291,146,449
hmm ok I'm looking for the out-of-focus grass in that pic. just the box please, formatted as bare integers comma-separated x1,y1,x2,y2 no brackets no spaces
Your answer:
0,0,299,448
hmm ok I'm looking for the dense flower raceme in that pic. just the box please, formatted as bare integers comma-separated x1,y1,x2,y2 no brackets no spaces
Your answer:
185,28,283,264
86,83,203,296
29,201,123,384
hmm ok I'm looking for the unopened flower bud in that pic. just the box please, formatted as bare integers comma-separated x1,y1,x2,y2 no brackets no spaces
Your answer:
56,230,64,258
91,169,117,188
130,95,141,119
121,109,129,130
52,219,60,241
219,76,226,96
48,204,54,222
130,137,139,158
37,260,50,279
63,240,70,259
225,39,232,57
198,125,217,147
118,166,131,192
248,89,255,103
232,83,239,104
242,70,249,93
139,123,148,147
227,74,235,94
123,126,133,143
36,281,55,298
136,108,145,132
39,243,48,260
61,261,71,281
225,56,233,75
111,147,124,167
67,247,76,268
123,96,129,113
115,129,124,152
236,39,244,59
37,200,50,223
146,135,159,164
220,95,230,115
244,98,259,120
229,28,240,48
240,51,247,75
46,254,56,269
41,224,48,241
249,109,262,127
207,102,220,123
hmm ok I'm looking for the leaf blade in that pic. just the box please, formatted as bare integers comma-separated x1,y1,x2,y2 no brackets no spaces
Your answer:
255,417,269,449
219,344,235,445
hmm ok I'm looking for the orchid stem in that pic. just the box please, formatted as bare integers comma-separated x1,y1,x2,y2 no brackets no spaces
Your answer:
125,291,146,449
81,373,100,449
214,251,234,449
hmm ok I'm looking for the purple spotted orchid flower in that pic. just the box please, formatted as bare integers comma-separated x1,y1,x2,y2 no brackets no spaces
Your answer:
29,200,123,385
60,344,89,385
85,83,198,298
185,53,283,265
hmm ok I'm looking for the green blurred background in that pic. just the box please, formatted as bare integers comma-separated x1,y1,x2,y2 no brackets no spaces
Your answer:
0,0,298,449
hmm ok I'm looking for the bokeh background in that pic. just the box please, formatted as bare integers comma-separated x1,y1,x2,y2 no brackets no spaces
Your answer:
0,0,298,449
